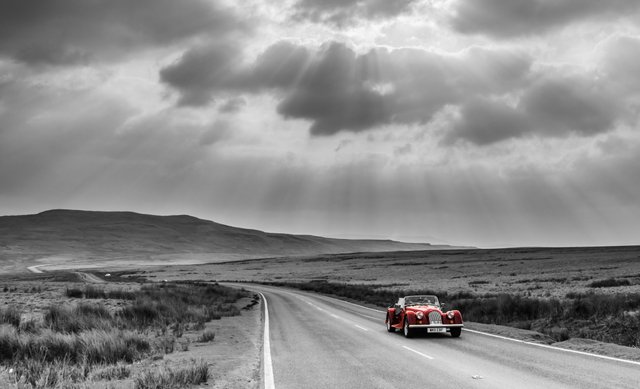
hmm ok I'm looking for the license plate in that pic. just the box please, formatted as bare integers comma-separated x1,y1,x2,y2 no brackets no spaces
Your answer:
427,328,446,333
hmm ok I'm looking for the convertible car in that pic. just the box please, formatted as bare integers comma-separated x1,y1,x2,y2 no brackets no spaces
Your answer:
385,295,463,338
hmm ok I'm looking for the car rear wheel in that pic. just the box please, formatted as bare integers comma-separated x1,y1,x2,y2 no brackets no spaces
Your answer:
386,315,395,332
450,327,461,338
403,319,413,338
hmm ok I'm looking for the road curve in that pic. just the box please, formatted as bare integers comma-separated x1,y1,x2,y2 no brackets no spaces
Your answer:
235,283,639,389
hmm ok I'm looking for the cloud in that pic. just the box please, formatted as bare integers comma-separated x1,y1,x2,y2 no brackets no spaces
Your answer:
447,99,530,145
292,0,418,25
599,36,640,95
447,74,622,145
218,97,247,113
160,43,246,106
519,76,620,136
275,43,390,135
450,0,640,38
0,0,247,65
161,41,532,135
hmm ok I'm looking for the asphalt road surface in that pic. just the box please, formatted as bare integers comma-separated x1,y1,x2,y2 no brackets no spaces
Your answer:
237,284,640,389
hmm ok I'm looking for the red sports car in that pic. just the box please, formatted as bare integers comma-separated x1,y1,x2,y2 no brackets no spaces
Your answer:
385,295,463,338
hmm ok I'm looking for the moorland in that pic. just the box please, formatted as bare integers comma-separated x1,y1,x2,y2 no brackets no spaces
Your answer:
1,209,639,387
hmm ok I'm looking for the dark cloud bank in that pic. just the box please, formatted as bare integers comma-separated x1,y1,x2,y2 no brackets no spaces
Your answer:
450,0,640,37
162,40,629,144
0,0,246,65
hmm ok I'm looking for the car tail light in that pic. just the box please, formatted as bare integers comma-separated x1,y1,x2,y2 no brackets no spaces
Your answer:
416,312,424,320
447,312,455,320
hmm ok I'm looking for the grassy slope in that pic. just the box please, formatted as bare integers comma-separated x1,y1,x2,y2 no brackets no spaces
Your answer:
0,209,457,270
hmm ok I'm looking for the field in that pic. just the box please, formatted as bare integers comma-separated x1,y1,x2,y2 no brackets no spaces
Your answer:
0,273,260,388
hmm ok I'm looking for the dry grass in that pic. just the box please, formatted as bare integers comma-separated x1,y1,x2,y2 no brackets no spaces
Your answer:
198,329,216,343
0,282,247,387
133,360,209,389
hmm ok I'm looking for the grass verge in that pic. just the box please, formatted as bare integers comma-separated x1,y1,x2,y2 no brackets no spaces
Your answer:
1,282,247,387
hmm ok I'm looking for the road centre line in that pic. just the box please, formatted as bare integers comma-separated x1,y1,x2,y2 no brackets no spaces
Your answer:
317,295,385,313
402,346,434,360
297,295,382,321
304,298,369,327
463,329,640,367
258,292,276,389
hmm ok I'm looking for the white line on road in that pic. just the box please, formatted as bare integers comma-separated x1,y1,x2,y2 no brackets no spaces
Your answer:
354,313,382,321
259,292,276,389
325,297,385,313
27,265,43,273
354,325,369,332
464,329,640,367
330,313,339,319
402,346,434,360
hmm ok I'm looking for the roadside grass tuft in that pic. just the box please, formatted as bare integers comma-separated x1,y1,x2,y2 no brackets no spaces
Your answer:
90,364,131,381
44,303,113,333
134,360,209,389
0,326,151,365
0,305,21,327
118,283,242,329
198,329,215,343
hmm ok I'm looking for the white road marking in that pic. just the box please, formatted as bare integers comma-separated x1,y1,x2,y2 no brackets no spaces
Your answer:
27,265,44,273
323,296,385,313
402,346,434,360
304,298,368,328
463,329,640,367
353,313,381,321
258,292,276,389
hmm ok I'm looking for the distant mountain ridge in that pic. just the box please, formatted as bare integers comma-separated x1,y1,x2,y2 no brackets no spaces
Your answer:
0,210,459,270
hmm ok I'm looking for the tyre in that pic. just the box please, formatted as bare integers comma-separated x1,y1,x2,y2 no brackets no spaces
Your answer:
386,315,395,332
450,327,461,338
403,319,413,338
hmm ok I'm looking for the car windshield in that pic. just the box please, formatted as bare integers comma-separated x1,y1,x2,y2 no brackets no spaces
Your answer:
405,295,439,307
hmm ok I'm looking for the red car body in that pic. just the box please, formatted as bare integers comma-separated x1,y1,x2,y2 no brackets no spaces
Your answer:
385,295,463,338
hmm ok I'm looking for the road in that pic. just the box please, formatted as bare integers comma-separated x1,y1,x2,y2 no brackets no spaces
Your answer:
239,284,640,389
27,265,44,273
27,263,107,283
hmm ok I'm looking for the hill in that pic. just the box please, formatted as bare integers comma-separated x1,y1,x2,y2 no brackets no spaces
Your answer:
0,209,458,272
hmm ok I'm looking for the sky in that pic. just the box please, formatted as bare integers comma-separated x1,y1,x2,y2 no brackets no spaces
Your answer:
1,0,639,247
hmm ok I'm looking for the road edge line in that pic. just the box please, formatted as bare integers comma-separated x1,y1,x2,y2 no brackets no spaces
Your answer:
259,292,276,389
463,329,640,367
